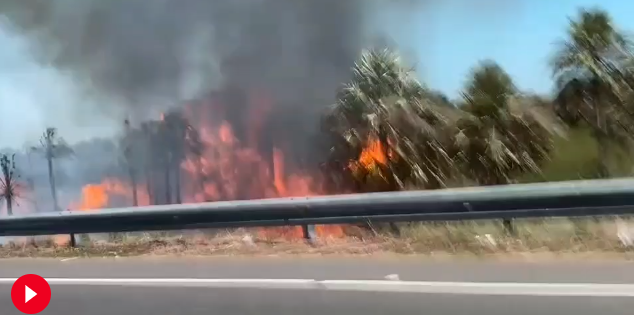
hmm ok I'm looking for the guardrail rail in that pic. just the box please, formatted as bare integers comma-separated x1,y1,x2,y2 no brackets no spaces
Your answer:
0,178,632,245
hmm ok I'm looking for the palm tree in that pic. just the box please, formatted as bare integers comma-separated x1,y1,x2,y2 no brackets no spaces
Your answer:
0,154,24,216
31,127,73,212
552,7,634,177
455,61,560,186
455,61,561,233
323,48,461,236
325,48,458,193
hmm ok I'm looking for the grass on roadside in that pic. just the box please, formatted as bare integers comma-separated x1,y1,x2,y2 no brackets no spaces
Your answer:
0,216,632,259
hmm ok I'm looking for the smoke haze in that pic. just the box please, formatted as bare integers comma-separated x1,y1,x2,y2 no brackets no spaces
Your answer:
0,0,426,149
0,0,523,150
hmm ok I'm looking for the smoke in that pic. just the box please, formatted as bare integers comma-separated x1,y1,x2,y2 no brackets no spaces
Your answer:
0,19,125,148
0,0,427,177
0,0,426,154
0,1,371,113
0,1,431,192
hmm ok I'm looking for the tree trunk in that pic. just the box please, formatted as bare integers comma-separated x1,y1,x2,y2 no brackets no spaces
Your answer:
195,158,207,199
594,87,608,178
5,197,11,216
164,163,172,204
174,162,182,204
593,79,610,178
145,168,155,206
595,132,610,178
46,155,59,212
128,166,138,206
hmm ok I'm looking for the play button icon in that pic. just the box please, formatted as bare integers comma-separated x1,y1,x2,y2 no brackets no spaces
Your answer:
25,285,37,303
11,274,51,314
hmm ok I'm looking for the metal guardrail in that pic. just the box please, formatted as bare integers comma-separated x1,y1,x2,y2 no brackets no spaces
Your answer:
0,178,632,242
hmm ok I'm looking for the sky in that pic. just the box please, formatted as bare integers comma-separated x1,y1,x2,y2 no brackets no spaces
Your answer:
406,0,634,98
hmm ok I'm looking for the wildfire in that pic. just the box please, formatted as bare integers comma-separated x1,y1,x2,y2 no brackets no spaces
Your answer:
69,89,346,240
181,115,344,239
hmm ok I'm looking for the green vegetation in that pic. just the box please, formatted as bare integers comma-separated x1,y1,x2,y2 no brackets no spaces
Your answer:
324,7,632,196
551,8,633,179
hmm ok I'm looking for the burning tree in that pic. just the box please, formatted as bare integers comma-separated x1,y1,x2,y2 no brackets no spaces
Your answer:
82,89,341,238
120,111,204,206
323,49,458,193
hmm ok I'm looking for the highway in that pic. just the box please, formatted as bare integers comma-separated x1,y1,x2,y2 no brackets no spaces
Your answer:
0,257,632,315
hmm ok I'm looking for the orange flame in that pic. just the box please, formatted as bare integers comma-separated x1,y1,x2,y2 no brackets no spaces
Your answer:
70,179,149,211
348,137,392,174
359,138,388,168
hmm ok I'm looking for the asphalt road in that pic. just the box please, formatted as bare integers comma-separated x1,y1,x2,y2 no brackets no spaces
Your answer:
1,285,632,315
0,257,632,283
0,257,632,315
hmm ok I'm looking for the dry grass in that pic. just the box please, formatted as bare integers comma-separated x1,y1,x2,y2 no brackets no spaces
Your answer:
0,216,632,260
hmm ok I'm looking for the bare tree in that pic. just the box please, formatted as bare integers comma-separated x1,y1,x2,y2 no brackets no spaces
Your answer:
31,127,73,212
0,154,24,216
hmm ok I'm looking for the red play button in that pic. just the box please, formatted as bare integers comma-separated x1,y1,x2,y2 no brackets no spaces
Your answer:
11,274,51,314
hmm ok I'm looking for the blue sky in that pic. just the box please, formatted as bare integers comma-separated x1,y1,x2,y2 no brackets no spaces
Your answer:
405,0,634,98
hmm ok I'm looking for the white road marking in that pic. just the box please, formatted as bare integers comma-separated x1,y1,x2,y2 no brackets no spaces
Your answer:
60,257,78,262
384,274,400,281
0,278,631,297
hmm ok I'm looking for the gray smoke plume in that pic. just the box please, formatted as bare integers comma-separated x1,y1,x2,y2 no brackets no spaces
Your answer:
0,0,424,168
0,0,376,119
0,0,519,149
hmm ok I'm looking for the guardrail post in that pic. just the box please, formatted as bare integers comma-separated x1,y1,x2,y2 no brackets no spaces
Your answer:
389,222,401,236
69,233,77,248
502,219,515,236
302,224,316,243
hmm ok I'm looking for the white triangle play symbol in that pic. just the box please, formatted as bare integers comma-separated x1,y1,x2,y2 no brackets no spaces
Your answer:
25,285,37,303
